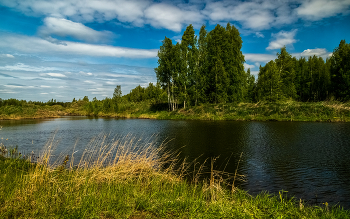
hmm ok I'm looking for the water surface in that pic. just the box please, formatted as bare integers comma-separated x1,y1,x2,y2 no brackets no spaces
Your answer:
1,117,349,208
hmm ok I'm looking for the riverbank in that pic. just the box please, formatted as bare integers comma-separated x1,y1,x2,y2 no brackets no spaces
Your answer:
0,140,349,218
1,101,350,122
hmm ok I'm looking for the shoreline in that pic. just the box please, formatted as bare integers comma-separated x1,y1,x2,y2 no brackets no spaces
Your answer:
1,101,350,122
1,112,349,123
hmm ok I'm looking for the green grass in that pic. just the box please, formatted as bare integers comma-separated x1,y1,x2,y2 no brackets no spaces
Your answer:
1,100,350,122
0,136,349,218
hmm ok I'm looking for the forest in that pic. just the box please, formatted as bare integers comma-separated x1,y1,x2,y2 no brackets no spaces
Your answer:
155,23,350,111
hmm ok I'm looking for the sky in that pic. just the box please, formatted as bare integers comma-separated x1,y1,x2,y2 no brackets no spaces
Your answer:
0,0,350,102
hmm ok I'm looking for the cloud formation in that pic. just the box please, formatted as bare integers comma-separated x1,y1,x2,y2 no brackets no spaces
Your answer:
0,33,158,58
203,1,289,30
266,29,297,50
243,63,255,70
244,53,276,62
0,54,15,58
41,73,67,78
144,3,204,32
1,0,349,32
294,48,333,59
0,55,156,101
296,0,350,20
38,17,114,43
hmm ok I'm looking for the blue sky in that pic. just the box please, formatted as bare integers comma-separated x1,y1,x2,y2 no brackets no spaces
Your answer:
0,0,349,102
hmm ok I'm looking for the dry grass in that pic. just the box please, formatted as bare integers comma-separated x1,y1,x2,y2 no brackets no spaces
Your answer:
1,135,349,218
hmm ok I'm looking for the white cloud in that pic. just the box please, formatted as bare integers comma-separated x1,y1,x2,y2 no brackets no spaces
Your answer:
83,0,149,25
1,0,204,32
251,70,259,76
0,63,58,72
244,63,255,70
0,90,19,94
144,3,203,32
292,48,333,59
0,34,158,58
203,0,296,31
171,35,182,43
79,71,93,76
39,17,114,43
0,54,156,101
41,73,66,77
1,0,350,33
0,0,150,24
300,48,329,57
0,54,15,58
40,93,49,95
106,81,116,85
244,53,276,63
297,0,350,20
84,80,96,84
266,29,297,50
255,32,264,38
4,85,25,88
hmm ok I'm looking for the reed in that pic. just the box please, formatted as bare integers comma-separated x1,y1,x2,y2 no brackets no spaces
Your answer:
0,135,349,218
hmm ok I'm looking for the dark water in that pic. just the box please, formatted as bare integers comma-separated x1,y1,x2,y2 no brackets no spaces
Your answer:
1,117,350,208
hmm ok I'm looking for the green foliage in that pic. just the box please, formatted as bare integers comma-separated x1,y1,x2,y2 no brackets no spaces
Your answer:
82,96,89,102
246,68,256,102
155,23,247,108
125,83,166,104
330,40,350,101
113,85,122,101
256,60,281,101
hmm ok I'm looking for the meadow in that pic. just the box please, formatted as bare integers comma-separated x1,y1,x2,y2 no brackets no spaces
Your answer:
1,99,350,122
0,136,349,218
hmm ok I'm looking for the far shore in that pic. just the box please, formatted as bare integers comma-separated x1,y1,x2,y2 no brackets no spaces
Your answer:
1,101,350,122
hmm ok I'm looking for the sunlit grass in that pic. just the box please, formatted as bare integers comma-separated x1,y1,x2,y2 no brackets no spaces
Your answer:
1,100,350,122
0,135,349,218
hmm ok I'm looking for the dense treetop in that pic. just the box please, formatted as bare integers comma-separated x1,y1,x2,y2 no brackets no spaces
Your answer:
155,23,350,110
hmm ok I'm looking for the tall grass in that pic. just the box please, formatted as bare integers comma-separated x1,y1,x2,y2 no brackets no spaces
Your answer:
0,136,349,218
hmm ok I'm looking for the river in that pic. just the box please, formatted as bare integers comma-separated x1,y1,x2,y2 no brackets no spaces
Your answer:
1,117,350,208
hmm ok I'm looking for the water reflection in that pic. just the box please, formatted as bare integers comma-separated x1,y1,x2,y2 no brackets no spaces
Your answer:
0,118,350,208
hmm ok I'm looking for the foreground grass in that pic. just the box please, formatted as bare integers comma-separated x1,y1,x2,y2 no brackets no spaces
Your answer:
1,100,350,122
0,137,349,218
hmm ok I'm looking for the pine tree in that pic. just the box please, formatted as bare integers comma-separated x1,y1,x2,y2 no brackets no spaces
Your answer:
330,40,350,100
225,23,246,102
256,61,281,101
275,46,296,100
180,24,198,108
246,68,256,102
206,24,229,103
197,25,208,104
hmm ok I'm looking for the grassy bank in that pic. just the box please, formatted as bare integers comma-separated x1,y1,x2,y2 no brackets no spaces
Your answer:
0,138,349,218
1,100,350,122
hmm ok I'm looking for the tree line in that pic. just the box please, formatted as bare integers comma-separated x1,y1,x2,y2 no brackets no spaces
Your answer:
255,40,350,102
155,23,350,110
155,23,249,110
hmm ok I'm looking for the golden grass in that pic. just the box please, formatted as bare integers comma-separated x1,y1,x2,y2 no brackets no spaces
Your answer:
2,135,349,218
